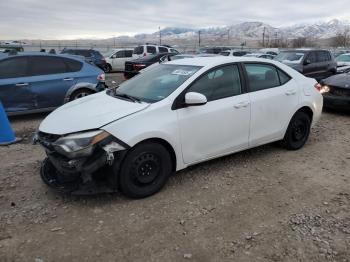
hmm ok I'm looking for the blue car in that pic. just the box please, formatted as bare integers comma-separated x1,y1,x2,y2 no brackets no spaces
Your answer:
0,52,107,115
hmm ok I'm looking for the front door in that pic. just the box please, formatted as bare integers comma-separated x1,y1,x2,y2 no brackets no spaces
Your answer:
176,64,250,164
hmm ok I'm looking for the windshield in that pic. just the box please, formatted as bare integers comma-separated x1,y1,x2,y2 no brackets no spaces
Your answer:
275,52,304,63
103,50,116,57
336,54,350,62
113,64,202,103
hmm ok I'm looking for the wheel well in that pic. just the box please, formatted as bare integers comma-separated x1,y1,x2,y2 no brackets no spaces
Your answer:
136,138,177,172
296,106,313,121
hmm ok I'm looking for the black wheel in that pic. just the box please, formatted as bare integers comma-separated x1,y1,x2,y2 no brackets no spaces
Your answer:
282,111,311,150
118,142,172,198
69,89,94,101
105,64,112,73
40,158,80,193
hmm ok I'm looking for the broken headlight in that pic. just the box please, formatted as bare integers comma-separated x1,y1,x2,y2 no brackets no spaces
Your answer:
53,130,112,158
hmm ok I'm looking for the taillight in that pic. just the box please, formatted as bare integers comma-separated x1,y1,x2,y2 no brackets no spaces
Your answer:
97,73,105,82
133,64,146,71
314,83,322,91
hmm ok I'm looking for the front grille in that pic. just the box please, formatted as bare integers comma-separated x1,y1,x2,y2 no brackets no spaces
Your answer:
330,86,350,97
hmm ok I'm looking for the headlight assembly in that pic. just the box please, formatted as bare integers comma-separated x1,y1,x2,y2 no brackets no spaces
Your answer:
53,130,114,158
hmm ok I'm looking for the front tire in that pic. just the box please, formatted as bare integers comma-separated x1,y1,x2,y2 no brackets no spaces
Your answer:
69,89,94,101
118,142,172,198
282,111,311,150
105,64,112,73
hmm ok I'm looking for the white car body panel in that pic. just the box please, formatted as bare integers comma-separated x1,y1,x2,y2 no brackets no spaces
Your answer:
39,56,323,171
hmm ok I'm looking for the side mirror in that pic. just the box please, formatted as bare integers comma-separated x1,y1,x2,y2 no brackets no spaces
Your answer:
111,55,116,59
185,92,207,106
304,59,311,65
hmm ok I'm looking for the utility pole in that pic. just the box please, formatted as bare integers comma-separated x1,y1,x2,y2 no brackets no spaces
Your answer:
113,35,116,48
263,27,266,47
227,29,230,45
159,26,161,46
198,30,201,47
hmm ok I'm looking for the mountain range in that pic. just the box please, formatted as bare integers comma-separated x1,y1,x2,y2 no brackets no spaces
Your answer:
129,19,350,42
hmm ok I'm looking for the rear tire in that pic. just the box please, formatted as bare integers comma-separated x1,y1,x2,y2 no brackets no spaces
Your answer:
118,142,172,198
69,89,94,101
282,111,311,150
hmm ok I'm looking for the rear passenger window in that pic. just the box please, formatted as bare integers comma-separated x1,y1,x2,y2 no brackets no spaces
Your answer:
278,69,291,85
317,51,331,62
188,65,241,101
64,58,82,72
158,47,168,53
29,56,67,76
245,64,280,92
147,46,157,54
0,57,28,79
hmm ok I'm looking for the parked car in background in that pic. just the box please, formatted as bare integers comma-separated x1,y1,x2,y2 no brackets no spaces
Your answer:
260,48,279,56
198,47,230,54
0,52,106,115
0,45,24,53
317,73,350,110
124,53,176,79
36,56,322,198
133,44,179,58
243,53,275,59
220,50,251,56
274,50,337,81
335,53,350,73
61,49,108,72
104,48,134,72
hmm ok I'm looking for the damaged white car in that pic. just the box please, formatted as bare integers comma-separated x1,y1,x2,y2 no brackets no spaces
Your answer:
34,57,323,198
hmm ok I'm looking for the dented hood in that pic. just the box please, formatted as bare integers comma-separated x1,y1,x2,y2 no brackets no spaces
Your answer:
39,91,150,135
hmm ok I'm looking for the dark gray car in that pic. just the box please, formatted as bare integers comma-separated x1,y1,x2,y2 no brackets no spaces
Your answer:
275,50,337,81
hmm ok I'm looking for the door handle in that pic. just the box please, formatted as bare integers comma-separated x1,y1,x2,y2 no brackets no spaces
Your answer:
234,101,250,109
15,83,29,87
285,90,296,96
63,78,74,81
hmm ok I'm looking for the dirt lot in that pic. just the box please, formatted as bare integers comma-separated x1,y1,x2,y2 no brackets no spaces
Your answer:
0,75,349,261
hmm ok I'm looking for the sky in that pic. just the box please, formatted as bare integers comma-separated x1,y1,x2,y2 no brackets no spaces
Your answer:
1,0,349,40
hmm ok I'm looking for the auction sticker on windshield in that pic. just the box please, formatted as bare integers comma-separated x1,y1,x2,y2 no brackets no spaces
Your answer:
171,69,196,76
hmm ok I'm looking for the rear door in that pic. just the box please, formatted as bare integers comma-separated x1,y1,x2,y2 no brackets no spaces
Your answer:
244,63,299,146
28,56,79,109
0,56,34,113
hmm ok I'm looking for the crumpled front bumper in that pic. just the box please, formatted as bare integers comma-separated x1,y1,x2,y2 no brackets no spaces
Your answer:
35,132,128,195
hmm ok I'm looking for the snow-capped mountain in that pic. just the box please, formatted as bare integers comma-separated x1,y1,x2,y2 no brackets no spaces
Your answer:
129,19,350,42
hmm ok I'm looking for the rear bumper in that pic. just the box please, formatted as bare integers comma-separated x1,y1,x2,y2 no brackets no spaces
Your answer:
323,95,350,110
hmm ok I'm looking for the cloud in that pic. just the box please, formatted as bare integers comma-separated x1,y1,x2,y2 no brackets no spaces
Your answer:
0,0,349,39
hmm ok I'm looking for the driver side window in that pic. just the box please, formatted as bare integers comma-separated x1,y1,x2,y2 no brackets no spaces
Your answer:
116,51,125,58
187,65,241,102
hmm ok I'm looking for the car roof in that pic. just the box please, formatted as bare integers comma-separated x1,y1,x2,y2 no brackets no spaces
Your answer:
167,56,279,67
0,52,85,61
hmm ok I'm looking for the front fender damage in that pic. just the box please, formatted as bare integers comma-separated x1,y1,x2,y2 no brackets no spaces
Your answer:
40,140,128,195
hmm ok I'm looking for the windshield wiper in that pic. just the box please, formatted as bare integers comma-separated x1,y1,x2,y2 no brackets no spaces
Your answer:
114,90,141,103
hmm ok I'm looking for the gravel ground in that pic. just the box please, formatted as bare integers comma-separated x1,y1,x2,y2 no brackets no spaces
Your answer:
0,79,349,261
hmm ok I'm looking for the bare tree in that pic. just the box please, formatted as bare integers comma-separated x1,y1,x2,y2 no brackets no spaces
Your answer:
331,28,350,47
292,37,307,48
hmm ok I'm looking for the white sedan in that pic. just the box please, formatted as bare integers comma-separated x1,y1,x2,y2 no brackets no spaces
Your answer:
35,57,323,198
